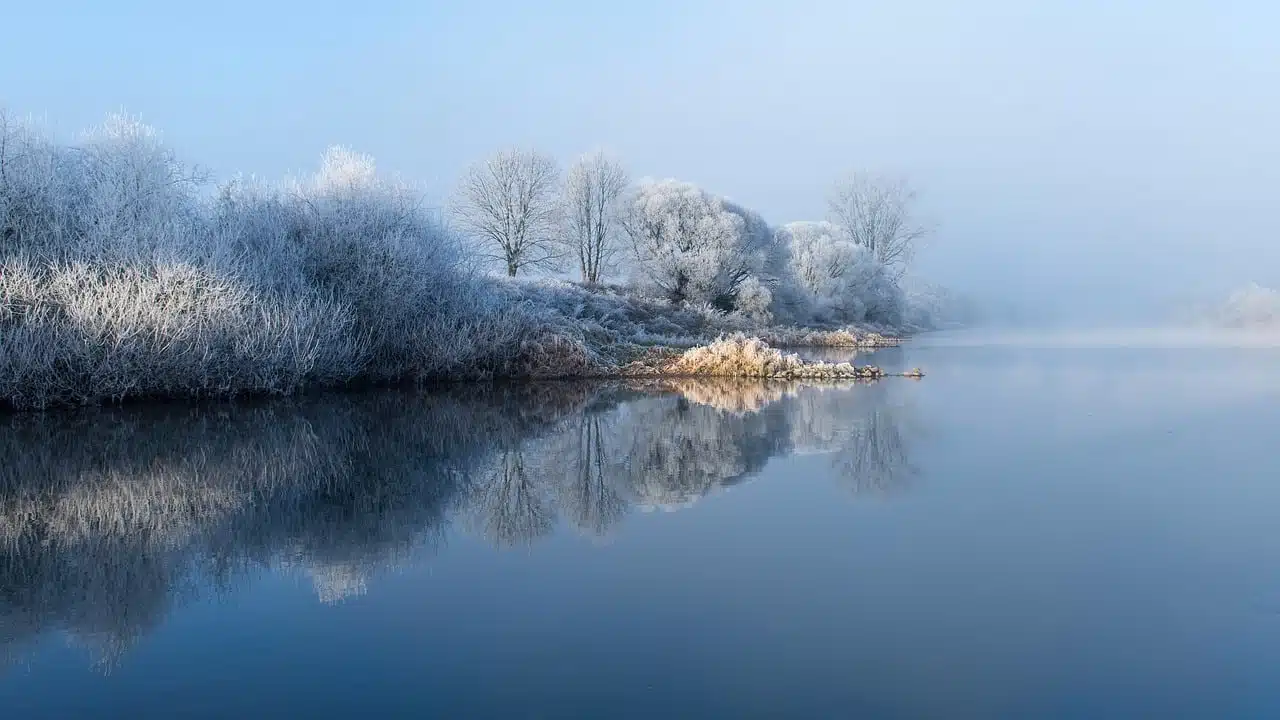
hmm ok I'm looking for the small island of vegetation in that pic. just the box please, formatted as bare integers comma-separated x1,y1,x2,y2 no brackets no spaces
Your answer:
0,111,946,410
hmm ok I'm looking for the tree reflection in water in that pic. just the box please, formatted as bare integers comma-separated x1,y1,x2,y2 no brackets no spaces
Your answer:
0,377,919,669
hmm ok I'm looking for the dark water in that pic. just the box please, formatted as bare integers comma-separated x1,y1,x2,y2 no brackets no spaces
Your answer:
2,331,1279,719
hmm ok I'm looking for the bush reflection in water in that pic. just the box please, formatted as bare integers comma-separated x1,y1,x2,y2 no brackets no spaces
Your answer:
0,379,917,670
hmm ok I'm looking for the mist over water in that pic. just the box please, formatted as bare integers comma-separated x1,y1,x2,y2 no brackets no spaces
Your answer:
915,326,1280,349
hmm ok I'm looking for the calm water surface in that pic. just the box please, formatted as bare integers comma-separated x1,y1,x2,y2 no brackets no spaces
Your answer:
2,330,1279,718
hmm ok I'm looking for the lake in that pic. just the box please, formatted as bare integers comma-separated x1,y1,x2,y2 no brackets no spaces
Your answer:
2,330,1279,718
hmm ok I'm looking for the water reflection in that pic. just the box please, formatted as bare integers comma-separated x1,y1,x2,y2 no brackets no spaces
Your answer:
794,344,907,370
0,379,918,669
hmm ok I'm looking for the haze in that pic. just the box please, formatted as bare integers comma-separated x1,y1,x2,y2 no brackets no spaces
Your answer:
4,0,1275,323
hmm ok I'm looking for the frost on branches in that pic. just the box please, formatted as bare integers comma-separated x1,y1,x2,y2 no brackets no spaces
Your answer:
622,179,777,311
0,111,543,408
775,221,903,326
561,151,629,285
0,107,942,409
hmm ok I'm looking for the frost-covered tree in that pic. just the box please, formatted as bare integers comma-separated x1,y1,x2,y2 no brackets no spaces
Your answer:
776,220,903,325
77,115,208,255
451,149,562,276
733,276,774,323
779,221,855,308
827,172,929,277
562,151,628,284
621,179,774,309
1,111,206,262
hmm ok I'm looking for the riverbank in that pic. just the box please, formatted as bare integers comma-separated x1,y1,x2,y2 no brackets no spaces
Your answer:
0,113,915,410
0,268,909,409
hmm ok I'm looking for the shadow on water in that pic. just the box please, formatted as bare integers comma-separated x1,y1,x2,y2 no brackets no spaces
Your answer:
0,378,918,671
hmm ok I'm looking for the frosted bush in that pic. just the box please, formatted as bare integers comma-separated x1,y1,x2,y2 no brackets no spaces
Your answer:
733,276,773,324
0,108,915,409
622,179,775,310
0,111,542,408
775,220,904,326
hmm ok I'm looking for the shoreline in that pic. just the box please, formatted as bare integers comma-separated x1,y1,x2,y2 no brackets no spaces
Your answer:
0,330,916,412
1,113,929,412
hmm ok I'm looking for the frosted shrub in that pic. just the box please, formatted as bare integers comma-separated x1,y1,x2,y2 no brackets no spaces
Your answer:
272,146,493,379
622,179,774,310
76,114,208,262
733,276,773,324
776,221,904,326
0,112,536,408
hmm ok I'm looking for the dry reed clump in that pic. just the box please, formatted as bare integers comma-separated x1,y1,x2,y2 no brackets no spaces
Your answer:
624,334,888,379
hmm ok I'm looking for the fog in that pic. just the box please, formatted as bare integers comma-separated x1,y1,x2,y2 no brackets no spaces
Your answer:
2,0,1275,323
915,327,1280,349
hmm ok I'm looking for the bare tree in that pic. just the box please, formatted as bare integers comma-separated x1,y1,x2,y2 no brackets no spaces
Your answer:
451,149,562,276
826,172,930,277
562,151,628,284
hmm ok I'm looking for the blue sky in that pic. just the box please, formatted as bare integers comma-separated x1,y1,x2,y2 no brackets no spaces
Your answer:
3,0,1277,320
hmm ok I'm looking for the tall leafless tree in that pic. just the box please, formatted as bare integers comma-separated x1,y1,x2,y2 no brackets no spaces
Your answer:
561,151,628,284
451,149,562,276
826,172,930,278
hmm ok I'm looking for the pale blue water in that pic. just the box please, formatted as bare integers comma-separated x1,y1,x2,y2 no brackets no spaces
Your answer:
2,331,1279,718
